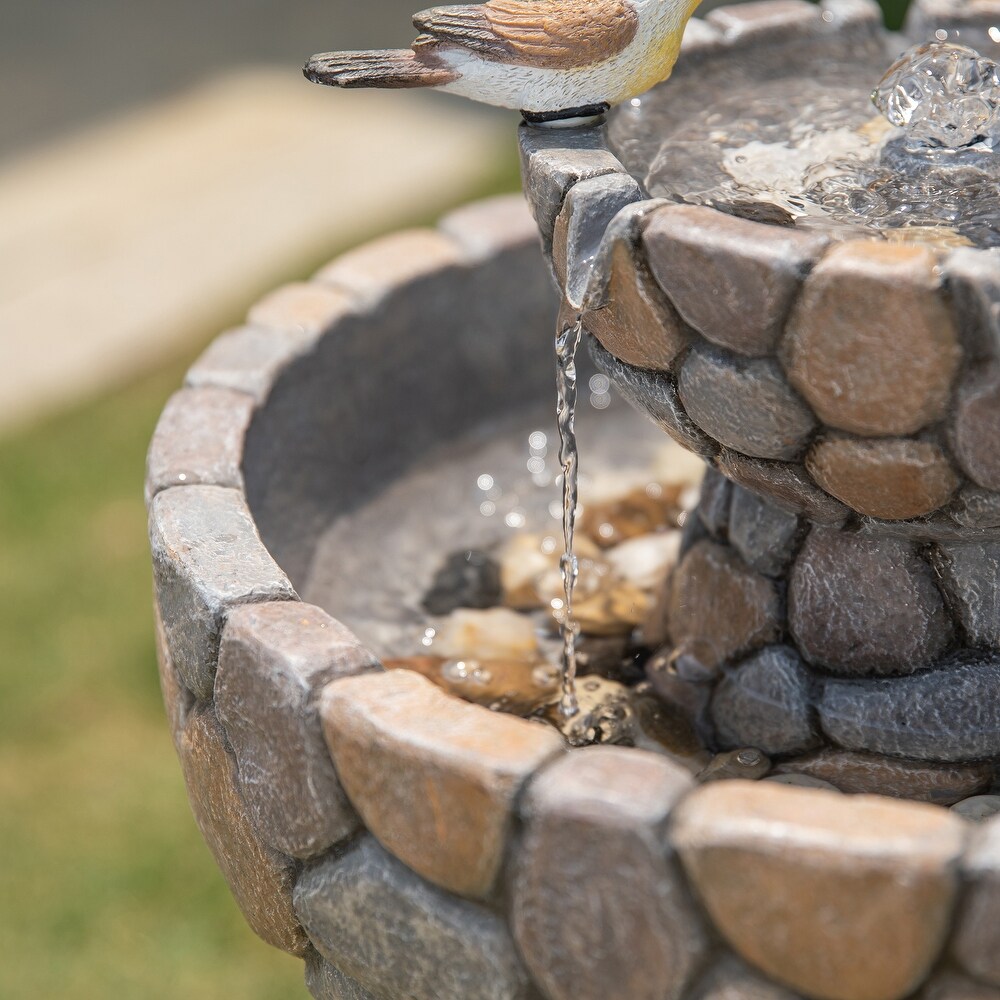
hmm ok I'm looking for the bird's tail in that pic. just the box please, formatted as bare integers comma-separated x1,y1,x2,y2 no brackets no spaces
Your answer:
304,49,457,89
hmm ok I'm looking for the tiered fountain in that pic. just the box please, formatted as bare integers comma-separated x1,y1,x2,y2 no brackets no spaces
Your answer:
148,0,1000,997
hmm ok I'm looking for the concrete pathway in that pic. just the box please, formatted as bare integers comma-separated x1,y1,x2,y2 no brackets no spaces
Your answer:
0,70,509,431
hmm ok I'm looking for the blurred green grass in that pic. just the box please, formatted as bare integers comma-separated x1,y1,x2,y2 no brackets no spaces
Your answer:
0,152,521,1000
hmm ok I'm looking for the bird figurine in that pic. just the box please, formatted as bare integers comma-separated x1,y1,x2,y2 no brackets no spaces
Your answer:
304,0,704,125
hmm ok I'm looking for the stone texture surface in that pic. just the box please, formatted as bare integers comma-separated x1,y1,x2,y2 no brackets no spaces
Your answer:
918,973,1000,1000
698,467,733,539
717,450,849,524
178,706,308,955
807,436,959,521
934,541,1000,648
956,816,1000,987
710,645,820,756
145,386,255,504
953,795,1000,822
774,749,993,805
706,0,823,42
953,369,1000,491
679,346,816,461
945,245,1000,361
512,747,706,1000
667,540,782,670
693,955,806,1000
672,781,966,1000
697,747,772,782
783,242,961,436
185,324,316,403
438,194,539,262
789,527,951,677
155,602,193,752
304,950,379,1000
215,602,380,859
644,204,827,356
820,655,1000,762
728,485,801,577
320,669,563,899
295,837,533,1000
584,237,690,371
149,485,298,699
248,281,357,336
952,486,1000,529
314,228,464,304
590,337,720,459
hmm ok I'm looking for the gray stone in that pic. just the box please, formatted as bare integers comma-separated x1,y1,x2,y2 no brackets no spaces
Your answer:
304,950,379,1000
763,773,841,792
215,602,380,859
155,603,193,753
679,346,816,461
518,125,628,253
706,0,822,43
918,972,1000,1000
178,706,308,955
589,337,720,459
185,324,316,403
728,485,801,578
953,368,1000,491
820,654,1000,762
145,386,255,504
294,837,533,1000
422,549,502,615
789,527,952,677
955,816,1000,987
149,485,298,699
512,747,706,1000
952,486,1000,529
716,450,849,525
644,203,828,357
698,467,732,539
945,247,1000,361
692,954,806,1000
952,795,1000,822
933,541,1000,649
710,645,820,756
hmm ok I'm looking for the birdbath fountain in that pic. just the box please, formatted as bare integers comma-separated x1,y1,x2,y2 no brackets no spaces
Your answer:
148,0,1000,998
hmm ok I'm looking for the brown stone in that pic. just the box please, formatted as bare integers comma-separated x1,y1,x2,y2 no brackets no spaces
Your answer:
248,281,357,336
679,346,816,461
666,540,782,670
314,228,464,304
954,815,1000,986
672,781,966,1000
717,450,849,524
579,482,685,548
806,436,959,520
178,706,308,955
512,747,707,1000
697,748,772,782
789,526,952,676
215,603,379,859
954,369,1000,491
644,203,828,356
145,386,255,504
774,749,992,805
784,241,961,436
320,670,563,899
584,238,690,371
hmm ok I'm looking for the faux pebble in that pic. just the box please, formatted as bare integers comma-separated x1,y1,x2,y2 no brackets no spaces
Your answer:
807,436,959,521
953,369,1000,490
422,549,502,615
952,795,1000,822
933,541,1000,649
789,527,951,676
784,241,961,436
579,483,684,548
431,607,539,663
543,675,637,747
820,655,1000,763
605,531,681,590
728,484,801,577
693,954,811,1000
955,817,1000,987
679,346,816,461
710,645,820,756
698,467,733,539
697,748,771,783
304,950,379,1000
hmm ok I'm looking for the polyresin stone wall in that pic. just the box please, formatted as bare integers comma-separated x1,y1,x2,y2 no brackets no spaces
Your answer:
149,193,1000,1000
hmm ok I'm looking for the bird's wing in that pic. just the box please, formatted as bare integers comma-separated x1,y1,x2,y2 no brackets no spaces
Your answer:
412,0,638,69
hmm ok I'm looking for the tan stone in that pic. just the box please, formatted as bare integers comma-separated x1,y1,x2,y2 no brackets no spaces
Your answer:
774,749,992,806
954,815,1000,986
579,482,685,548
584,239,690,371
806,436,959,520
666,540,782,670
672,781,966,1000
315,229,464,303
320,670,564,899
178,706,308,955
247,281,357,336
784,241,961,436
438,194,539,261
431,607,539,662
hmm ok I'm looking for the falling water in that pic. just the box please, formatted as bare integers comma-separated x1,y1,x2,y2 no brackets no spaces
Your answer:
555,308,583,718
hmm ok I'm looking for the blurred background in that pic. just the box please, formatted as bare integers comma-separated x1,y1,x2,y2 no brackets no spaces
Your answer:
0,0,909,996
